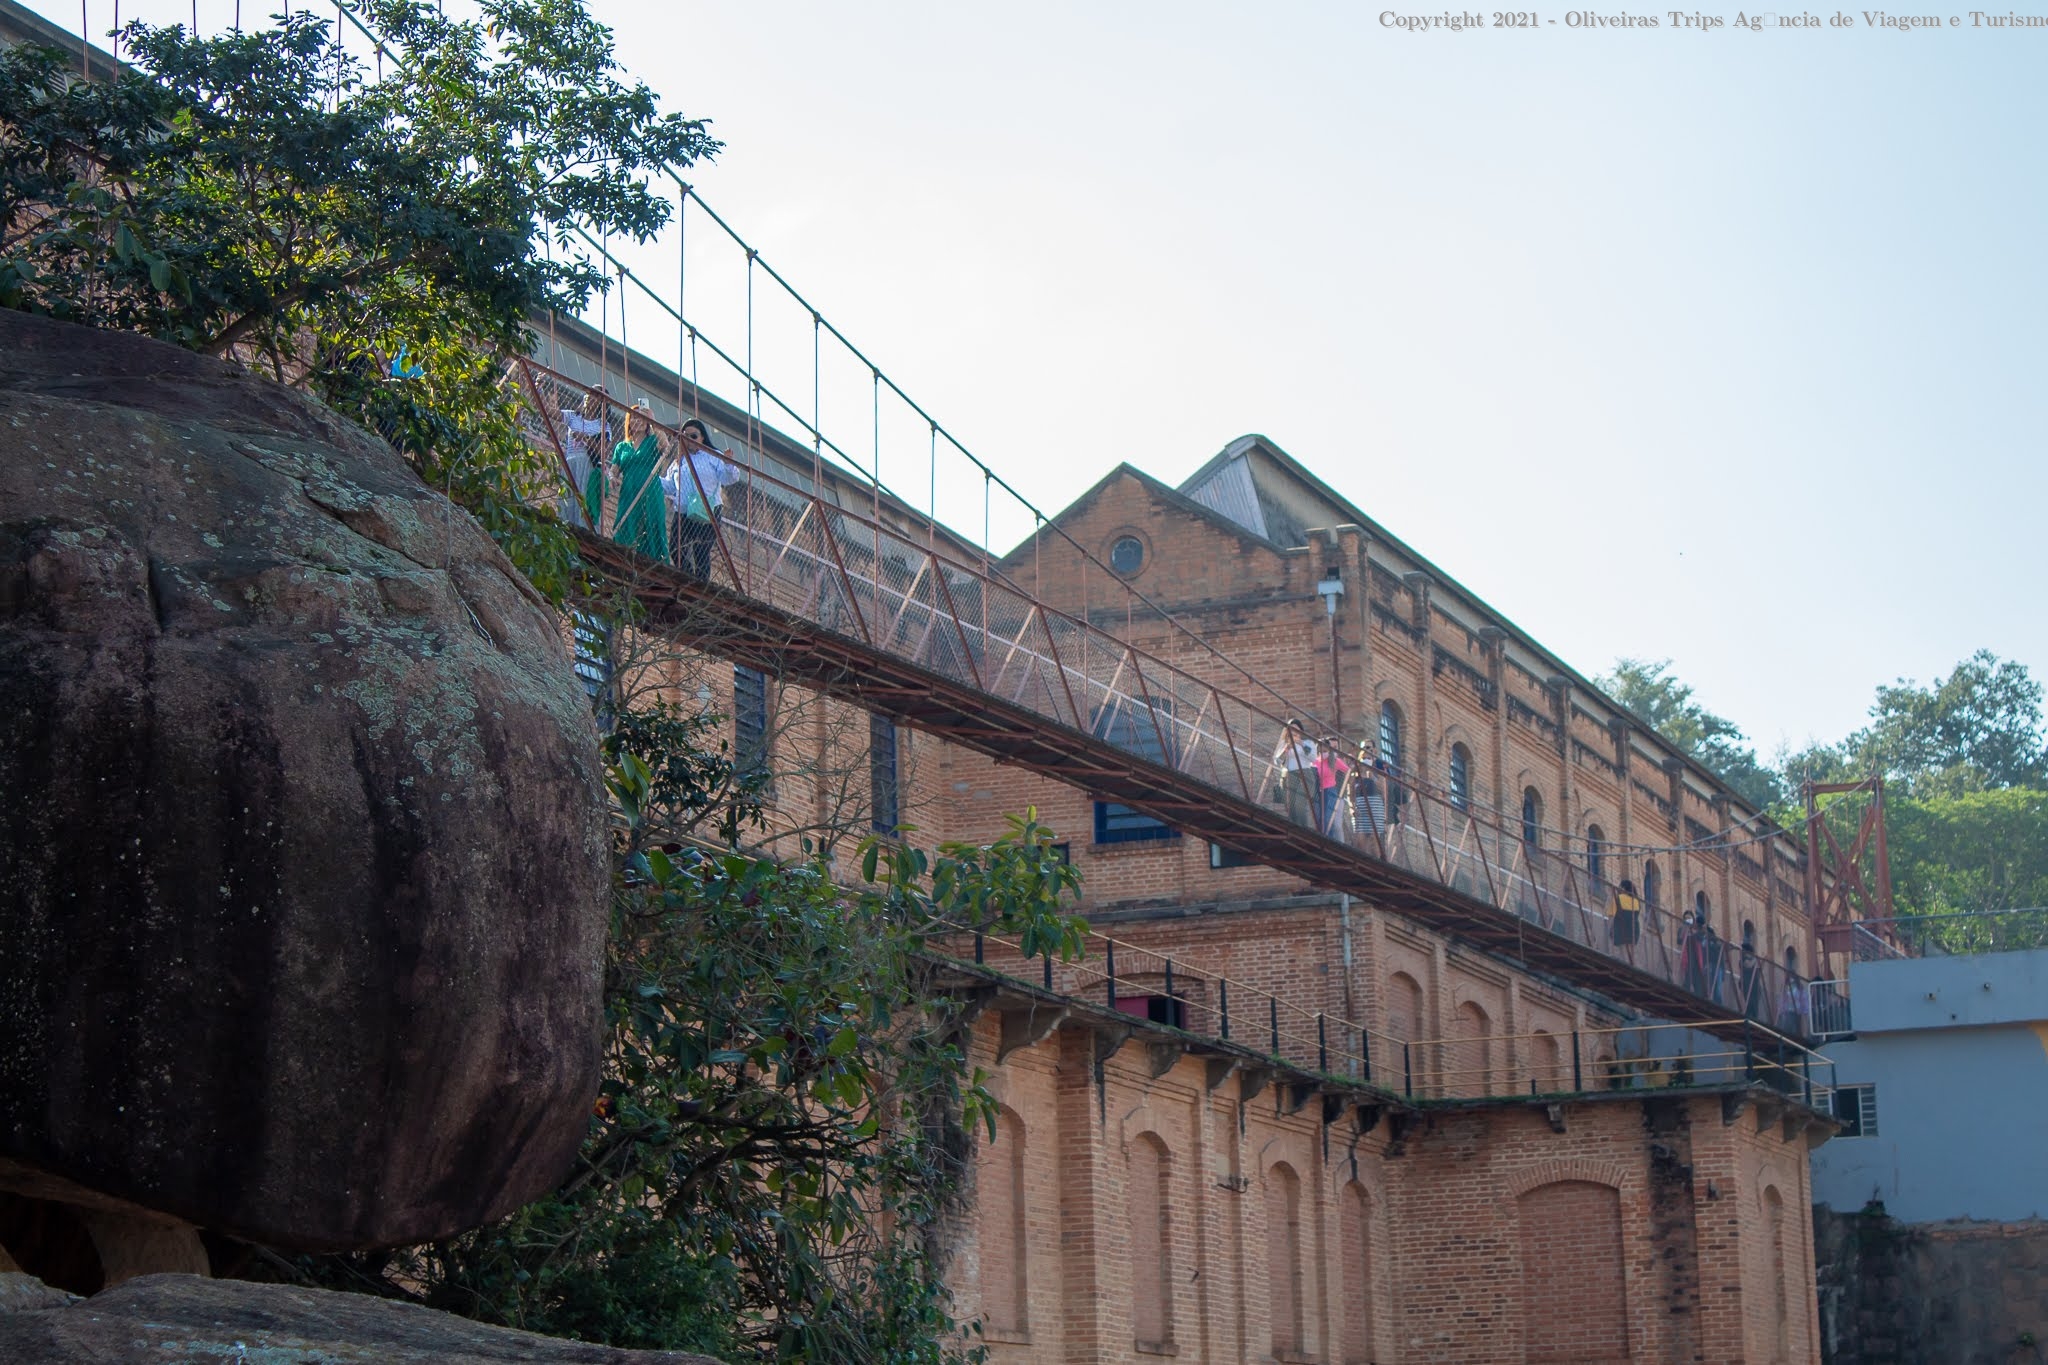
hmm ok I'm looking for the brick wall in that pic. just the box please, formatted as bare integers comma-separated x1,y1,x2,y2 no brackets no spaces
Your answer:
957,1004,1827,1364
993,466,1821,984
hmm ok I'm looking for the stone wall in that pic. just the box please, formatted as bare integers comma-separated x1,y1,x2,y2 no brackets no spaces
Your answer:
1814,1206,2048,1365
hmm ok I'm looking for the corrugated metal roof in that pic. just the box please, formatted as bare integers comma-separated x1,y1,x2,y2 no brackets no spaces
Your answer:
1182,452,1268,540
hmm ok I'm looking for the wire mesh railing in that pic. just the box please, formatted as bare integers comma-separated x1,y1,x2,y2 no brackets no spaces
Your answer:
511,359,1830,1037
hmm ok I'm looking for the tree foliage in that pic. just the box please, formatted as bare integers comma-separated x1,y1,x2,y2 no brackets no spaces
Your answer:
1832,650,2046,796
1599,657,1785,811
0,1,718,600
310,704,1085,1359
1613,650,2048,949
1,9,1105,1353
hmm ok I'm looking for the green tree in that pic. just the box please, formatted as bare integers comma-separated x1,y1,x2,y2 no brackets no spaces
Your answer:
1887,788,2048,921
1835,650,2046,795
1599,658,1785,812
0,0,718,600
1628,651,2048,951
313,703,1086,1359
4,10,1102,1355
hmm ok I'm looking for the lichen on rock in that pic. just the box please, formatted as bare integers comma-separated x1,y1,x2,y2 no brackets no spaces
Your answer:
0,311,611,1252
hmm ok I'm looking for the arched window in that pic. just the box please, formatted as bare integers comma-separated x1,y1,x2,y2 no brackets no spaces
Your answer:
1642,860,1662,911
1266,1163,1305,1357
1129,1133,1174,1350
1379,701,1405,818
1341,1182,1376,1364
1449,743,1472,812
1518,1181,1629,1362
1765,1185,1791,1355
1455,1000,1493,1097
978,1108,1029,1337
1387,971,1425,1043
1586,824,1606,887
1521,787,1543,847
1532,1029,1565,1091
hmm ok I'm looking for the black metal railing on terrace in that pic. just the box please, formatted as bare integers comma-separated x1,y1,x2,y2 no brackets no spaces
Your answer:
938,915,1837,1110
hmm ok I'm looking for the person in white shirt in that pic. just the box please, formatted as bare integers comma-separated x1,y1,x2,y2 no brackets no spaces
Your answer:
1272,723,1318,828
557,386,612,528
665,418,745,579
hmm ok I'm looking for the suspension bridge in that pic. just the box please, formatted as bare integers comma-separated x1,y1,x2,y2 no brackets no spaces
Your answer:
42,0,1849,1061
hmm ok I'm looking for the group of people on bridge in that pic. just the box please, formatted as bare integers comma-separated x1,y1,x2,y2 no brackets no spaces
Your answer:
1270,725,1813,1034
1271,726,1398,840
558,387,744,579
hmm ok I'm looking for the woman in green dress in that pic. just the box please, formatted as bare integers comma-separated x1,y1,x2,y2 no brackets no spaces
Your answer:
599,403,670,562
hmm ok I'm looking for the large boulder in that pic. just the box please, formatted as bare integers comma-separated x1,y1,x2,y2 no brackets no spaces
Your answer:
0,1273,728,1363
0,311,610,1250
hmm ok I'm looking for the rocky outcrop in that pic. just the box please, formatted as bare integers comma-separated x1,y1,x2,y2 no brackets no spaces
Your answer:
0,1273,727,1363
0,311,611,1251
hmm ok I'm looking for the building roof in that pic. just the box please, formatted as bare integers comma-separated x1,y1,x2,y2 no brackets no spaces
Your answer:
0,0,119,71
1017,429,1799,839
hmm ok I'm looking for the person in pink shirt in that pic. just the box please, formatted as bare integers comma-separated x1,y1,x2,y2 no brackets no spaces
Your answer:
1314,744,1353,837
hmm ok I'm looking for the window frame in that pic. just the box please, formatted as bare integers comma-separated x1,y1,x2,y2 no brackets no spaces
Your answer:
1109,535,1146,576
1091,697,1179,845
571,610,615,724
869,712,900,835
1095,800,1180,846
733,665,769,776
1209,841,1256,869
1832,1083,1878,1138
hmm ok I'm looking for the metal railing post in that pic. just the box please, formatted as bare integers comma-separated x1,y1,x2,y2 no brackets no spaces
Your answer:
1318,1012,1328,1073
1043,952,1053,991
1743,1017,1755,1082
1164,958,1175,1009
1571,1031,1583,1091
1220,980,1230,1040
1270,996,1281,1058
1106,939,1118,1013
1362,1028,1372,1083
1403,1042,1414,1098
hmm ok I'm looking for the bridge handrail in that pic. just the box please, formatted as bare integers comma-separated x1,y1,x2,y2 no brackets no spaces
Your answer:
513,358,1823,1038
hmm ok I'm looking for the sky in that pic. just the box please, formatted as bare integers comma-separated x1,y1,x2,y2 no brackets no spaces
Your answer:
31,0,2048,756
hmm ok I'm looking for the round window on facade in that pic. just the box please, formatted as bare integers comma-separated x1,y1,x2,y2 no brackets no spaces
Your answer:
1109,535,1145,576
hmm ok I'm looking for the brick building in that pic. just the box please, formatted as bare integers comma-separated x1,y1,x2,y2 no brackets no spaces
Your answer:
948,995,1823,1365
927,438,1832,1363
531,323,1840,1363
